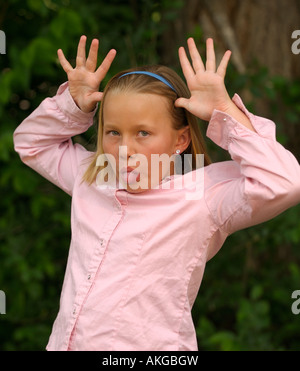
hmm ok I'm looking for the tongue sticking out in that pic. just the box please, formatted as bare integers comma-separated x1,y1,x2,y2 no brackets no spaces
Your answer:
121,169,140,185
128,170,140,184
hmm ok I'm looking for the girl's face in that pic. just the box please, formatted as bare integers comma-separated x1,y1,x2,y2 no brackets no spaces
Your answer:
102,91,190,193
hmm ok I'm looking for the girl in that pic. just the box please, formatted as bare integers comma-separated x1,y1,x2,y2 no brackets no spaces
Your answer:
14,36,300,351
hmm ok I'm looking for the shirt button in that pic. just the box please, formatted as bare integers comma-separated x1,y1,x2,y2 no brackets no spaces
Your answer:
100,238,104,246
223,117,227,121
87,274,91,280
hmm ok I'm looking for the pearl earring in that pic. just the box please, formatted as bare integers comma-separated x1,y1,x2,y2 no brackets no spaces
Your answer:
175,149,180,154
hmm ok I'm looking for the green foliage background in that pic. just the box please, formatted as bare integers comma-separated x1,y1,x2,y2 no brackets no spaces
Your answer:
0,0,300,351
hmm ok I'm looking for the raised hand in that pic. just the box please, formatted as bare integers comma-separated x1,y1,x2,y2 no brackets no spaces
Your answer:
57,36,117,113
175,38,233,122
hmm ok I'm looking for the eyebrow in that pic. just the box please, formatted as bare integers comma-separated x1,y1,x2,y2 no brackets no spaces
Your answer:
103,123,118,129
104,122,156,130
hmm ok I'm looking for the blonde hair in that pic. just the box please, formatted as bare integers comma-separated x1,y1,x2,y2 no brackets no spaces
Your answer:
82,65,211,185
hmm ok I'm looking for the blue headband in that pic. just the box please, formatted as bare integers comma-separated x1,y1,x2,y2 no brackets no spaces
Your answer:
118,71,177,93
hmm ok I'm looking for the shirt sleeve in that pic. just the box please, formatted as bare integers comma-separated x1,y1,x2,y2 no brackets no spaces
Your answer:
205,94,300,243
13,82,96,196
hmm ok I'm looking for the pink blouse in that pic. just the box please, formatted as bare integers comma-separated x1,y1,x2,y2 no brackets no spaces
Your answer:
13,82,300,351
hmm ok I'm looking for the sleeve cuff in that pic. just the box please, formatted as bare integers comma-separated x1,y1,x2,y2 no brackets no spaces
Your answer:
206,94,277,150
55,82,98,126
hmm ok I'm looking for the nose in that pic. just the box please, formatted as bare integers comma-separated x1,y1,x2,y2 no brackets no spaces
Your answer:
119,137,136,161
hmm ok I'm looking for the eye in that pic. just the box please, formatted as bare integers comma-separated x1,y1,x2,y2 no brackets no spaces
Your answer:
107,130,120,136
138,130,149,137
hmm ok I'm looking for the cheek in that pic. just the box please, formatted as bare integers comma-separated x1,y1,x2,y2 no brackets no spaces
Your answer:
148,136,175,156
102,138,117,157
102,139,109,154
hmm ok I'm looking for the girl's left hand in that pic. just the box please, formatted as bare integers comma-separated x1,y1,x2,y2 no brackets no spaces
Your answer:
175,38,233,122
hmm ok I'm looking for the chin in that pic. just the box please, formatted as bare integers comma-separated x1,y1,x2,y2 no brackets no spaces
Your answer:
121,182,151,193
125,187,147,194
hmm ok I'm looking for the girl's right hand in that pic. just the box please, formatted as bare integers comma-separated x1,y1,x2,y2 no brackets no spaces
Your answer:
57,35,117,113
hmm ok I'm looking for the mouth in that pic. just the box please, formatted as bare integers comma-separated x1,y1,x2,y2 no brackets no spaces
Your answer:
119,167,141,184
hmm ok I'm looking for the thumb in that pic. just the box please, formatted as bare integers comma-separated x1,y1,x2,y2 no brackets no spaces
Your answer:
174,97,190,110
82,92,104,113
89,91,104,104
88,92,103,106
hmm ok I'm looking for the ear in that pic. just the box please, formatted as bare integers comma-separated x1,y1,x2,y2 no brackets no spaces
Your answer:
174,126,191,153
